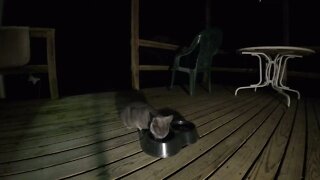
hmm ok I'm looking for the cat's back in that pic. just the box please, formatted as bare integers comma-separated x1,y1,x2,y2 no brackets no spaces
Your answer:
120,101,156,129
127,102,156,112
129,101,150,108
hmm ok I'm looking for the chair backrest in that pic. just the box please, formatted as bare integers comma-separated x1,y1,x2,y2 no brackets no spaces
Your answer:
195,27,223,71
0,26,30,68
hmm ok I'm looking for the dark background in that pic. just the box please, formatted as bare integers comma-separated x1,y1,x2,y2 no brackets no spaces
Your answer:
1,0,319,99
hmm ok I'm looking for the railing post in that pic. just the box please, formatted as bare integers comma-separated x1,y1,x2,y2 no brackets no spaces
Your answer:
131,0,140,90
46,29,59,99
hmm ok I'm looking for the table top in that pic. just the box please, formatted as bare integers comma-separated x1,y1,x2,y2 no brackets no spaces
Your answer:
238,46,316,56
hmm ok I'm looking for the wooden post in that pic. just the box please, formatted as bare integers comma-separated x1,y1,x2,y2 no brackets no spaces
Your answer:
0,0,4,26
131,0,140,90
282,0,290,84
283,0,290,45
0,0,4,98
0,3,4,112
0,75,5,99
203,0,211,85
205,0,211,28
46,29,59,99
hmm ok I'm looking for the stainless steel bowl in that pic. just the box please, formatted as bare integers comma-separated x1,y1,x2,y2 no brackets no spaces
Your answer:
171,119,199,145
139,119,198,158
139,130,183,158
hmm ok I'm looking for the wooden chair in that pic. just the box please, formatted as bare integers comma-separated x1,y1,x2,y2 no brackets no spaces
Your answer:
170,27,223,95
0,26,59,99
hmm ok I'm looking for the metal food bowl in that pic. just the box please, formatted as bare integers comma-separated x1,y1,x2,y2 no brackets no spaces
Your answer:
139,119,198,158
171,119,199,145
139,130,183,158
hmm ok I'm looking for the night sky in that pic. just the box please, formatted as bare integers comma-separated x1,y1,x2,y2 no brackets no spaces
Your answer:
1,0,319,99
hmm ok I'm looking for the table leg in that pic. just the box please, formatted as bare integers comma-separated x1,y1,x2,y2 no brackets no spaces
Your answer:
235,53,292,107
277,55,302,99
271,85,291,107
272,55,303,106
235,53,270,96
252,55,263,92
236,47,314,107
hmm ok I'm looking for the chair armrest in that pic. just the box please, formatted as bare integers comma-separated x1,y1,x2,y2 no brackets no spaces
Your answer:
172,56,181,68
176,35,201,57
173,35,201,68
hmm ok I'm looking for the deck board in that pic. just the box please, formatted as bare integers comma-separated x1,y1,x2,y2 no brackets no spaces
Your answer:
245,100,297,179
0,85,319,180
277,99,306,180
305,99,320,180
168,95,278,179
207,97,285,179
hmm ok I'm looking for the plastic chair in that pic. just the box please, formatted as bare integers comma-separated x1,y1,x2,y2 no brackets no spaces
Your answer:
170,27,223,95
0,26,30,68
0,26,59,99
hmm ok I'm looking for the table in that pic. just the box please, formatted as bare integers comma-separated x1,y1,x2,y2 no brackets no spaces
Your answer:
234,46,315,107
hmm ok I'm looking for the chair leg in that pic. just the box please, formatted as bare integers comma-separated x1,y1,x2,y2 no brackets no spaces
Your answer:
207,71,212,93
0,75,6,99
189,71,197,96
170,70,176,89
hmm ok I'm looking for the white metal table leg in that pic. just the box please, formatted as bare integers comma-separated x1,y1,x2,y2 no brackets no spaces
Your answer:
235,53,271,96
272,86,291,107
278,55,302,99
270,55,291,107
236,46,315,107
272,55,303,106
251,54,263,92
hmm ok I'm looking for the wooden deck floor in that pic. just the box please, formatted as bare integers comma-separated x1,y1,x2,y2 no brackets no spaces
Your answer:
0,85,319,180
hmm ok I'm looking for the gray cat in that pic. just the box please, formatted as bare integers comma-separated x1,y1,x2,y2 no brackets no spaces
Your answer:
120,102,173,139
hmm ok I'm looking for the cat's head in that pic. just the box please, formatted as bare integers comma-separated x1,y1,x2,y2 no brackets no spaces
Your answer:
150,115,174,139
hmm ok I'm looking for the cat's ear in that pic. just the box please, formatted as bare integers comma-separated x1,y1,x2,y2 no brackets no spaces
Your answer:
163,115,174,124
151,115,173,127
150,115,173,139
